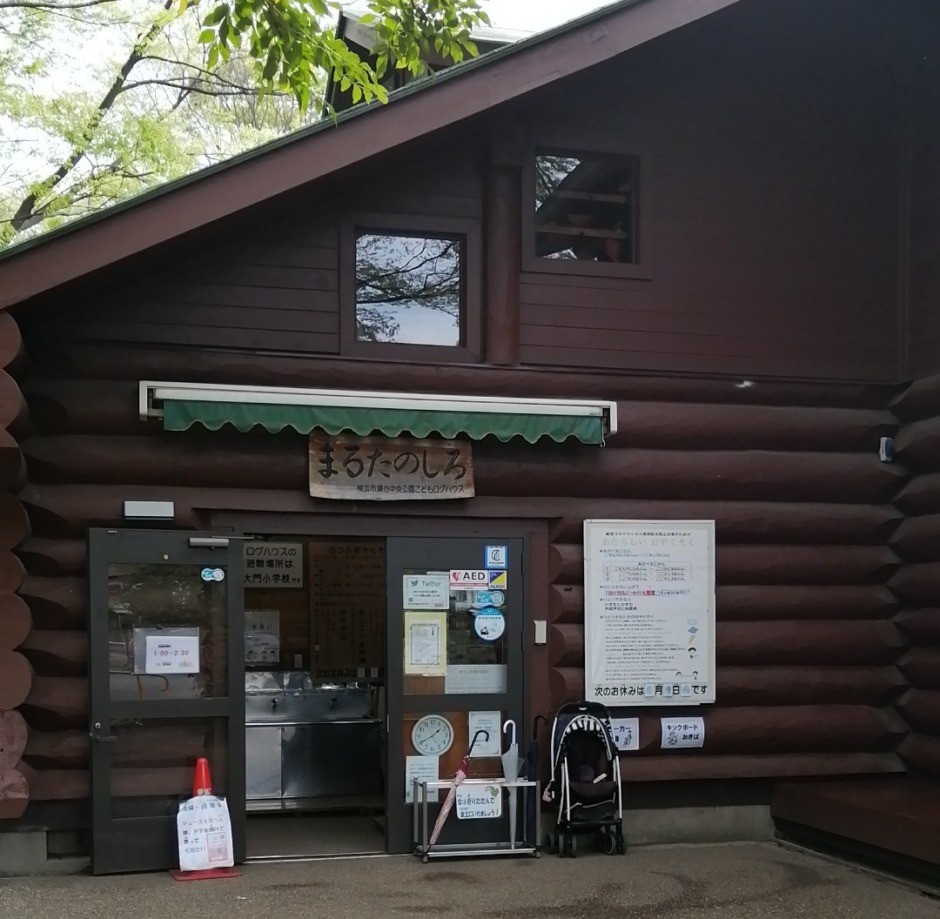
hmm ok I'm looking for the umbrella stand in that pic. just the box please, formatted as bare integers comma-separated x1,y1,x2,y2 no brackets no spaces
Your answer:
425,728,489,855
526,714,548,847
501,719,523,849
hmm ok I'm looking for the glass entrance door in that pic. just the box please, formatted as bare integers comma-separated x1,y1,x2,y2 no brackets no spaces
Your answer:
88,529,245,875
385,537,526,854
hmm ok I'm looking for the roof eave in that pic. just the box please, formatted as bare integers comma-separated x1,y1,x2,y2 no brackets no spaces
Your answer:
0,0,743,310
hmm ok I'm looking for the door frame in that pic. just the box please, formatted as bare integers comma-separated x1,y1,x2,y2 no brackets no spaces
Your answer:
211,511,548,851
385,535,527,854
88,528,246,875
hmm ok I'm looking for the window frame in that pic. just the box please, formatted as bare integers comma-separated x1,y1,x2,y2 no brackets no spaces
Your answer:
522,141,653,281
341,212,482,362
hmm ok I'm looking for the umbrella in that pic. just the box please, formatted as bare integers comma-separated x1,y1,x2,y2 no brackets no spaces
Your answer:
426,728,489,852
526,715,548,847
501,719,524,848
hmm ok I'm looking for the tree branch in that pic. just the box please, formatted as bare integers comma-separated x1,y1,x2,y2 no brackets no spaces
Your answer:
8,0,175,234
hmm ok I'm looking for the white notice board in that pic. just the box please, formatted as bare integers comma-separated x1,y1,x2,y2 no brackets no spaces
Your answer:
584,520,715,706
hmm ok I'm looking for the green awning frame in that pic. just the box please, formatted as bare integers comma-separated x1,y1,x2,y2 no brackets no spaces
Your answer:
142,382,617,446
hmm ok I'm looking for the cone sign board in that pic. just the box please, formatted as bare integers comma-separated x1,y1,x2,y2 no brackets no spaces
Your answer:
177,795,234,872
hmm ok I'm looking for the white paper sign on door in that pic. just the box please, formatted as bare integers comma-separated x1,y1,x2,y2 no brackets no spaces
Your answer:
467,711,501,757
405,755,440,803
145,634,200,673
403,574,450,610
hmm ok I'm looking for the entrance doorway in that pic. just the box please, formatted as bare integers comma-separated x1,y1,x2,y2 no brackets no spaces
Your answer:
88,526,528,871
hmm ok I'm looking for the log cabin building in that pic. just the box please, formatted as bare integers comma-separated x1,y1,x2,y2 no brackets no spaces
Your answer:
1,0,940,877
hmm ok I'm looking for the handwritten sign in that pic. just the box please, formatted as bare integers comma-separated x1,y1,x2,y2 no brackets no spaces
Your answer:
145,634,200,674
177,794,234,871
309,433,474,501
584,520,716,706
456,784,502,819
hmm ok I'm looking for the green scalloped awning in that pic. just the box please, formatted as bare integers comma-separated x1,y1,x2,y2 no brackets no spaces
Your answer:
161,399,605,444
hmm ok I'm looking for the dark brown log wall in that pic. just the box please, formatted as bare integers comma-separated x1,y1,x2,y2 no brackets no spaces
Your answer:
0,313,32,819
27,145,484,357
890,374,940,776
20,2,906,384
514,1,901,380
6,331,911,801
905,37,940,377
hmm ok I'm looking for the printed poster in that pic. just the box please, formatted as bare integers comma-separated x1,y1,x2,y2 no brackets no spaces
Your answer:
584,520,716,706
404,611,447,676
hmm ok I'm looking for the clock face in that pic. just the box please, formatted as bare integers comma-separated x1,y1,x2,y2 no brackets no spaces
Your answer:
411,714,455,756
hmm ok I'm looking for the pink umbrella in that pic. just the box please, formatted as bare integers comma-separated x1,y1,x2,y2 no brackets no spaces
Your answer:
426,729,489,852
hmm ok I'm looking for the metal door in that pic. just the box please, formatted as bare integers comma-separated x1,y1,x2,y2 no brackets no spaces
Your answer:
386,536,526,854
88,529,245,874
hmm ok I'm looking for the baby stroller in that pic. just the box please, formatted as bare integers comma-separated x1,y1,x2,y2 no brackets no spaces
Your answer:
543,701,624,857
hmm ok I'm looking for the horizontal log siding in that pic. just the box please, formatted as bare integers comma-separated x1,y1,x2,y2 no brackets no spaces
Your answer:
0,313,31,819
907,51,940,377
889,373,940,776
516,4,899,380
24,145,483,357
9,341,911,796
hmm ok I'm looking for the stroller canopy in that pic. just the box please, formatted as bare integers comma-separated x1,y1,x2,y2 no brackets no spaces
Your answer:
551,711,617,770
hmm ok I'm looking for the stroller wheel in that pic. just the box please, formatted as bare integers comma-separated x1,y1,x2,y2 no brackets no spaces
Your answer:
562,831,576,857
615,825,626,855
601,831,617,856
544,832,557,854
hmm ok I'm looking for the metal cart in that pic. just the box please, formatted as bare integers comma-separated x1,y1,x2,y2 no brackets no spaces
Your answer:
413,777,540,861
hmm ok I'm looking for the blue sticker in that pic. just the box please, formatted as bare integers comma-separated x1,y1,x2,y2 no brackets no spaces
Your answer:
473,608,505,641
473,590,493,608
484,545,508,569
487,590,505,607
201,567,215,582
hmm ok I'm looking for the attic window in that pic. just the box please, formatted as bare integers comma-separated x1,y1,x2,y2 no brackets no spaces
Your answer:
534,150,637,263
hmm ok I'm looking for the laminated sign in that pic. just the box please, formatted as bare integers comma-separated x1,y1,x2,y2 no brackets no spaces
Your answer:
177,795,234,871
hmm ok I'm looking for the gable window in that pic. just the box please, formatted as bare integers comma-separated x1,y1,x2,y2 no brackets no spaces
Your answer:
355,232,462,346
534,149,638,265
342,214,481,361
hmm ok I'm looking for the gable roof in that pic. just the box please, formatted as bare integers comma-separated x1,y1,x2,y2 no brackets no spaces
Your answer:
0,0,742,310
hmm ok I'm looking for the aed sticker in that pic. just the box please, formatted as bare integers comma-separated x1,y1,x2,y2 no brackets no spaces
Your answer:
450,569,489,588
201,567,225,583
473,608,505,641
487,569,507,590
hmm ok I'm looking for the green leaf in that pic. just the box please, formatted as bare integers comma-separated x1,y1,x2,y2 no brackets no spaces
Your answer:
197,28,216,44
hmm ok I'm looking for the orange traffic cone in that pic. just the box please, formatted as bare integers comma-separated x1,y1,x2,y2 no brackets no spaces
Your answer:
192,757,213,796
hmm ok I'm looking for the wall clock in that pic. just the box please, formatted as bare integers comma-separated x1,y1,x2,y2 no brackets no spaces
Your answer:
411,713,455,756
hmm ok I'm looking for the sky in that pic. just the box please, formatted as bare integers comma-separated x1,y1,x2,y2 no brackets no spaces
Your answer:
480,0,617,32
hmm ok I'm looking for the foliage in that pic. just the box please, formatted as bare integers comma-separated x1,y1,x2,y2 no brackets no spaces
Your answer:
0,0,489,248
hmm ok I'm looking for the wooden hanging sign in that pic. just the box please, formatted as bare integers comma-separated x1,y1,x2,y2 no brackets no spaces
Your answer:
308,433,474,500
